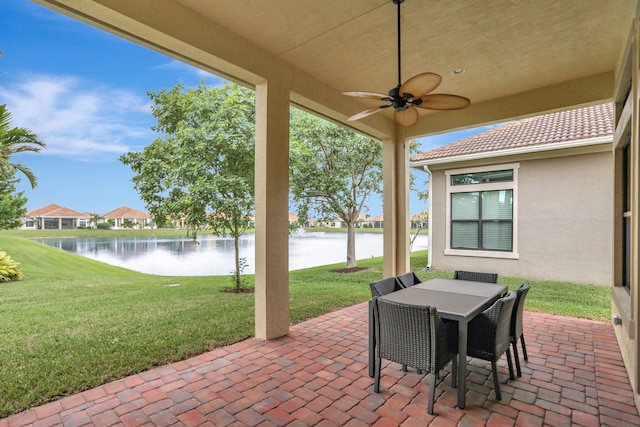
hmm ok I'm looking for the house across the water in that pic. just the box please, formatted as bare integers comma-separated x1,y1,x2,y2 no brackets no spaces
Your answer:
22,204,154,230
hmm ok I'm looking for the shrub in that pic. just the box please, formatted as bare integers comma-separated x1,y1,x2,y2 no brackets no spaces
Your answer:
0,250,23,282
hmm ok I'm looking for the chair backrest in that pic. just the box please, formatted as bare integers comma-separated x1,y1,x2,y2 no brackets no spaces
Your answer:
492,292,517,357
511,282,530,338
453,270,499,283
468,291,517,358
369,277,402,297
396,272,421,288
373,298,452,373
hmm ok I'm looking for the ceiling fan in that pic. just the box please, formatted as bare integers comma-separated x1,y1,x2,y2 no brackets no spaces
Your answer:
343,0,470,127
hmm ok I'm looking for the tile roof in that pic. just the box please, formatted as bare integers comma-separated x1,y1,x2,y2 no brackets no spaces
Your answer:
411,103,614,163
26,204,89,218
101,206,152,219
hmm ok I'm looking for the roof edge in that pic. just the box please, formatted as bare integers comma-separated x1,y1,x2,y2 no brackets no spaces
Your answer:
410,135,612,169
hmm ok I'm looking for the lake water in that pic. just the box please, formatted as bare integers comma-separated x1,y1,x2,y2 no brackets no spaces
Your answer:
34,232,428,276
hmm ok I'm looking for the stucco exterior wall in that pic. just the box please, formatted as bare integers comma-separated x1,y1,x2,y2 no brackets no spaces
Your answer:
429,150,613,285
611,19,640,409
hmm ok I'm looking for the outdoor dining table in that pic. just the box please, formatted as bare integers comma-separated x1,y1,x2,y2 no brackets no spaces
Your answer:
368,277,508,409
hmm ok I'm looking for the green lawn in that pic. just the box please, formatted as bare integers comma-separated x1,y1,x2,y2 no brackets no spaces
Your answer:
0,230,611,418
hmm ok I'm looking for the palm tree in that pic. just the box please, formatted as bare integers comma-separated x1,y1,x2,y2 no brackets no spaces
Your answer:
89,213,101,229
0,104,45,189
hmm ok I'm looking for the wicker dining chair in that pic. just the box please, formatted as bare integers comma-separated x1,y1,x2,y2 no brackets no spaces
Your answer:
369,276,407,371
373,298,458,415
369,277,403,297
510,282,531,377
467,291,517,400
396,271,421,288
453,270,499,283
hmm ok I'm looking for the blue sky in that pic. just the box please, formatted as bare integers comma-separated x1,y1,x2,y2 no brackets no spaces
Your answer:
1,0,496,217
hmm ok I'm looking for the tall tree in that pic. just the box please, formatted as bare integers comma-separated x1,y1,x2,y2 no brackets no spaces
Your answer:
120,83,255,291
0,104,46,189
0,168,27,230
289,108,383,269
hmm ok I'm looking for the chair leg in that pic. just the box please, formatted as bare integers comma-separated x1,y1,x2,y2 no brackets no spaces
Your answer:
368,301,375,378
427,372,436,415
374,357,382,392
402,364,407,372
491,360,502,400
512,341,522,377
506,348,515,381
520,335,528,361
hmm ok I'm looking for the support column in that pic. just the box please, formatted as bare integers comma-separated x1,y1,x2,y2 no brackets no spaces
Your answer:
632,14,640,399
382,126,410,277
395,127,411,273
254,79,290,340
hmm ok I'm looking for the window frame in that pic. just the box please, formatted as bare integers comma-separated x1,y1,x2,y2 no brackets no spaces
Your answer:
445,163,519,259
622,139,631,292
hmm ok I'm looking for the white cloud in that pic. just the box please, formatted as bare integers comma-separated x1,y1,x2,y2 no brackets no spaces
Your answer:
0,73,153,160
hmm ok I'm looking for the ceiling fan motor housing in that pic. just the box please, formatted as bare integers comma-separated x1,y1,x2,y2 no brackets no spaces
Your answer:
389,85,421,111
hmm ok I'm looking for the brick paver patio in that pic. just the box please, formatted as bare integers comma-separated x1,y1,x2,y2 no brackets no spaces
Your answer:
2,302,639,426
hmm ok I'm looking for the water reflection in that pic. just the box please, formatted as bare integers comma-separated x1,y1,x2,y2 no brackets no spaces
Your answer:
35,232,428,276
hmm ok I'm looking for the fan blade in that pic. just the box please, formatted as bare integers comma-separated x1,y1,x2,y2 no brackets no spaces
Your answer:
393,107,419,127
347,105,390,121
399,72,442,98
417,94,471,110
342,91,391,100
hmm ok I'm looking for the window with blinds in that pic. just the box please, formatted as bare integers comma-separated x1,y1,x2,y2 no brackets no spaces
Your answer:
451,190,513,251
447,165,517,255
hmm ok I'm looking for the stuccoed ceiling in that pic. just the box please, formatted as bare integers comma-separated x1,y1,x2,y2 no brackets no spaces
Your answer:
34,0,637,140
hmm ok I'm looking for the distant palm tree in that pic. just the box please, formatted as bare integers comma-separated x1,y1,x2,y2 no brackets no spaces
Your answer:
0,104,45,189
89,213,101,229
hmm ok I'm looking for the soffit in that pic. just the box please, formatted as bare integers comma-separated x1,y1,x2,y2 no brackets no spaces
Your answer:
35,0,636,139
178,0,623,97
176,0,634,136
